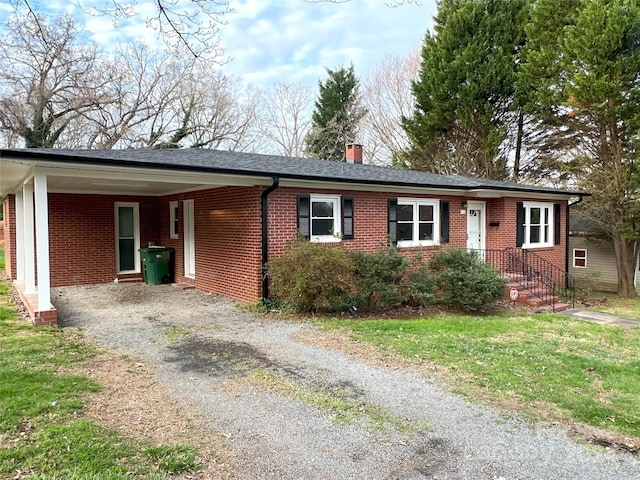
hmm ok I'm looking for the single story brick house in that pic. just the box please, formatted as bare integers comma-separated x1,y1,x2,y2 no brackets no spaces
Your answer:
1,145,585,325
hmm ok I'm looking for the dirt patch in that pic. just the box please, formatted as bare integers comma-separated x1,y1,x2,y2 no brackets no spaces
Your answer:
70,343,233,479
165,337,277,378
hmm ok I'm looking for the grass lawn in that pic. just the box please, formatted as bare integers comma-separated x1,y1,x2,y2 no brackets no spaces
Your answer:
589,295,640,319
321,311,640,442
0,271,201,479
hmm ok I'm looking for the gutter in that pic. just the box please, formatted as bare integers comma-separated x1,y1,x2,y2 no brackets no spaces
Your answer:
261,176,280,303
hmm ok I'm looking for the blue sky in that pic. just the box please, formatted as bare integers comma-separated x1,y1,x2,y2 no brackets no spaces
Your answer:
1,1,437,88
218,1,437,87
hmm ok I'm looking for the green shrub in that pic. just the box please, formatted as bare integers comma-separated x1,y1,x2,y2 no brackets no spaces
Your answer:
404,266,437,307
350,245,407,312
430,248,505,312
268,240,353,313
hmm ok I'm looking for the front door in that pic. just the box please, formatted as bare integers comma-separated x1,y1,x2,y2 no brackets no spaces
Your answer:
183,199,195,278
466,201,486,251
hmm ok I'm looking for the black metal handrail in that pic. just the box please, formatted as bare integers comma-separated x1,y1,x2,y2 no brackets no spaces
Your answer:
469,248,576,311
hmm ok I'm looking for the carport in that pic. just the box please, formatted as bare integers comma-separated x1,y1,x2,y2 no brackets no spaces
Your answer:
0,150,271,324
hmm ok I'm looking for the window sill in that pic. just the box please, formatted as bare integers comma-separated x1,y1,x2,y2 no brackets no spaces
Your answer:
521,244,554,250
310,236,341,243
397,241,438,248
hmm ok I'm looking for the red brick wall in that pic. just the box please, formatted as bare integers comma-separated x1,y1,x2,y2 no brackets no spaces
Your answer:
486,197,567,269
159,187,263,303
3,195,16,279
267,188,568,273
14,187,567,306
48,194,161,286
268,188,469,259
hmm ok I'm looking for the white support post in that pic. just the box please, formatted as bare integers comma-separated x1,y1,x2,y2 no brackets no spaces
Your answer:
34,172,51,309
23,180,36,294
15,190,25,281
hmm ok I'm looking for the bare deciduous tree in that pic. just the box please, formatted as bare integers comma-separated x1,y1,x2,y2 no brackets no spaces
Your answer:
0,13,109,148
10,0,230,61
257,82,314,157
83,43,198,149
360,49,420,165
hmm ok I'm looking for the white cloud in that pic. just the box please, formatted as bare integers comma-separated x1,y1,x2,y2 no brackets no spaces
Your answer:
0,0,436,88
218,0,435,88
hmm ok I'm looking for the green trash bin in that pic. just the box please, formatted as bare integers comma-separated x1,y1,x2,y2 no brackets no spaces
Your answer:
139,247,172,285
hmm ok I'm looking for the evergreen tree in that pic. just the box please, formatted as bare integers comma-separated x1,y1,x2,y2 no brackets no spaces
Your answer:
305,64,366,161
521,0,640,297
401,0,529,180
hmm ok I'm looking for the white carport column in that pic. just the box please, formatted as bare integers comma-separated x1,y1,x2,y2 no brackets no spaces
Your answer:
33,171,51,309
14,189,25,281
22,180,36,294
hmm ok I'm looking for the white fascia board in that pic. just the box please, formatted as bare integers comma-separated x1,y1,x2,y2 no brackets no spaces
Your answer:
466,189,576,200
277,178,468,197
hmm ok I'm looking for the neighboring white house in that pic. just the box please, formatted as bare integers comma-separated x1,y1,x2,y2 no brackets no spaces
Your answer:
568,213,640,293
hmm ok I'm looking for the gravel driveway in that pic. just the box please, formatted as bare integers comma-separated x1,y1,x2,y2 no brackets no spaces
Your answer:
53,282,640,480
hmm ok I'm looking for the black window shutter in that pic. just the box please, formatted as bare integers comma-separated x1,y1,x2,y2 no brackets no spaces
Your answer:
342,197,354,240
388,199,398,245
440,200,450,244
554,203,561,245
516,202,525,247
297,195,310,239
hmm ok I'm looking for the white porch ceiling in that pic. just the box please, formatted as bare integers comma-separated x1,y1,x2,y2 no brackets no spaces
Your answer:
0,158,271,197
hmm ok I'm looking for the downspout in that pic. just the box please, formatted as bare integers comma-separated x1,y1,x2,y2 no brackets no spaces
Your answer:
261,176,280,303
566,195,584,286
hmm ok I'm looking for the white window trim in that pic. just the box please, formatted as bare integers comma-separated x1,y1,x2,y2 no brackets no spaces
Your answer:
573,248,587,268
114,202,141,274
310,194,341,243
396,198,440,248
522,202,553,249
169,201,179,239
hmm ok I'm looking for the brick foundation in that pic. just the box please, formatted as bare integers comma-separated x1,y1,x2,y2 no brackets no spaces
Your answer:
14,280,58,326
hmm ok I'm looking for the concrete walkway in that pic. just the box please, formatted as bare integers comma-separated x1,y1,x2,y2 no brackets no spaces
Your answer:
560,308,640,328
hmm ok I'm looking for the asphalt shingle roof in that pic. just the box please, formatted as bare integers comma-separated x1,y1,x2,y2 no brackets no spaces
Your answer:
2,148,585,196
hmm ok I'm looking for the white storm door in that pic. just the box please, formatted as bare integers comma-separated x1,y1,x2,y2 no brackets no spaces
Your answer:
466,201,486,251
115,202,140,273
183,200,195,278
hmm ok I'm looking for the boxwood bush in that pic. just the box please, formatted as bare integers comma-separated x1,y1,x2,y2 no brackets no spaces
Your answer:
268,240,354,313
429,248,505,312
268,241,437,314
350,246,408,312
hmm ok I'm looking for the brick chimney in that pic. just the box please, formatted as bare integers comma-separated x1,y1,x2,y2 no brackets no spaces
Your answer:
345,143,363,164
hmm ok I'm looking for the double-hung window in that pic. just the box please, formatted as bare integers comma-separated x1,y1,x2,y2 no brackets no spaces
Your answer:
310,195,341,242
297,195,342,242
396,199,440,247
522,202,553,248
573,249,587,268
